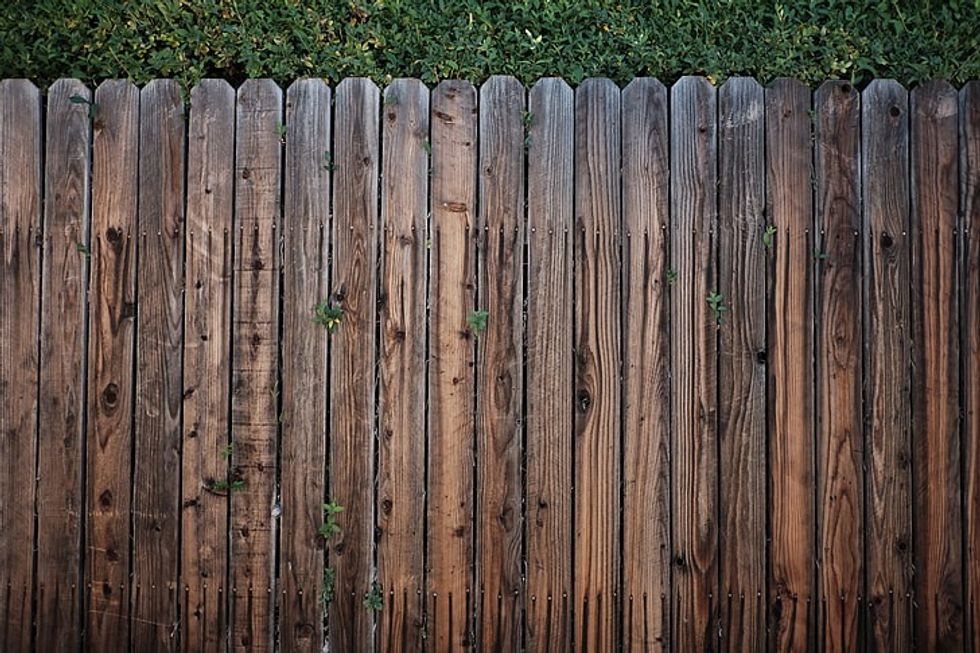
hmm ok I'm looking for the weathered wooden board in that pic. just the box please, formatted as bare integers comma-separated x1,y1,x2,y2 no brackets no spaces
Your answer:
620,76,671,652
377,78,429,652
717,77,766,652
475,75,525,652
230,79,282,652
279,78,330,653
86,80,140,653
131,79,185,651
670,75,719,652
910,80,964,651
813,81,863,653
427,79,478,650
0,78,41,653
328,77,380,650
765,77,815,653
861,79,912,651
181,78,235,653
525,77,574,652
35,78,91,653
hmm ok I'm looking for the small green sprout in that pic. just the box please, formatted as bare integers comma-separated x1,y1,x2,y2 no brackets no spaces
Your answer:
763,224,777,251
813,248,829,261
76,242,91,259
665,268,678,285
467,309,489,336
276,121,287,141
220,443,233,460
706,291,727,325
323,150,335,172
422,139,432,155
211,478,245,493
320,567,336,607
69,94,99,119
313,301,344,333
363,580,383,612
318,500,345,541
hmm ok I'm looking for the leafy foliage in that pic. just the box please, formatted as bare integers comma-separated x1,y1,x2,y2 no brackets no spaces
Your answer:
2,1,978,88
313,301,344,334
319,500,345,541
706,291,728,325
467,309,489,337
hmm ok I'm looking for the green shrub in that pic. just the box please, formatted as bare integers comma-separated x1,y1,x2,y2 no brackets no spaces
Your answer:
1,1,978,88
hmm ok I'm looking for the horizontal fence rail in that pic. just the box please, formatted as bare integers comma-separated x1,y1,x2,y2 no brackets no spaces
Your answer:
1,76,979,651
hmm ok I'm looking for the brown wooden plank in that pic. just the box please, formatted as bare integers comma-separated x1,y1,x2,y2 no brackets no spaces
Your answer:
861,79,912,651
716,76,766,652
35,78,91,653
620,76,670,652
962,80,980,653
475,74,525,651
131,79,185,650
525,77,574,653
230,78,282,653
573,77,621,652
813,80,863,653
86,79,140,652
910,80,964,651
0,78,41,653
377,77,429,652
765,77,815,653
181,78,235,653
280,78,330,653
427,79,478,651
328,77,380,650
670,75,719,652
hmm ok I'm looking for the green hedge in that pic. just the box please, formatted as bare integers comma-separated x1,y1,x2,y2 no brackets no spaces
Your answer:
2,0,978,88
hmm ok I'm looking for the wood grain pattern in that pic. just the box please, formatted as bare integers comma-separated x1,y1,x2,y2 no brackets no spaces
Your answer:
181,79,235,653
230,79,281,653
573,77,621,652
328,77,379,650
427,79,478,651
377,78,429,652
475,75,525,652
132,79,185,651
86,79,140,653
962,80,980,653
716,77,766,652
910,80,964,651
280,78,330,653
765,77,815,653
525,77,574,653
813,80,863,653
0,78,41,653
861,79,912,651
621,76,671,652
35,79,91,653
670,75,719,652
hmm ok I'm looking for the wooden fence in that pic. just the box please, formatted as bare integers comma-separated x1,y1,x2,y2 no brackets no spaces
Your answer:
0,75,978,651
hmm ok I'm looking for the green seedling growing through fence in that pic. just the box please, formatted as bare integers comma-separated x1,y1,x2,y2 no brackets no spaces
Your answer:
220,443,233,460
313,301,344,333
320,567,336,607
706,291,727,325
276,121,287,142
763,224,777,251
211,478,245,493
422,139,432,155
69,94,99,119
363,580,383,612
813,248,829,261
523,111,534,148
319,500,345,540
323,150,335,171
665,268,678,285
76,242,91,259
467,309,489,337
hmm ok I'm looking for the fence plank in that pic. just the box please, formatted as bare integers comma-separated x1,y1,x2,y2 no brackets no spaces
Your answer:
377,78,429,651
181,78,235,653
525,77,574,652
670,75,719,652
621,76,671,651
131,79,185,651
716,77,766,652
0,78,41,653
230,79,282,652
814,80,863,653
475,75,525,651
328,77,380,650
86,79,140,653
427,79,478,650
35,79,90,652
861,79,912,651
279,78,330,652
765,77,815,653
573,77,621,651
911,80,964,651
962,81,980,653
